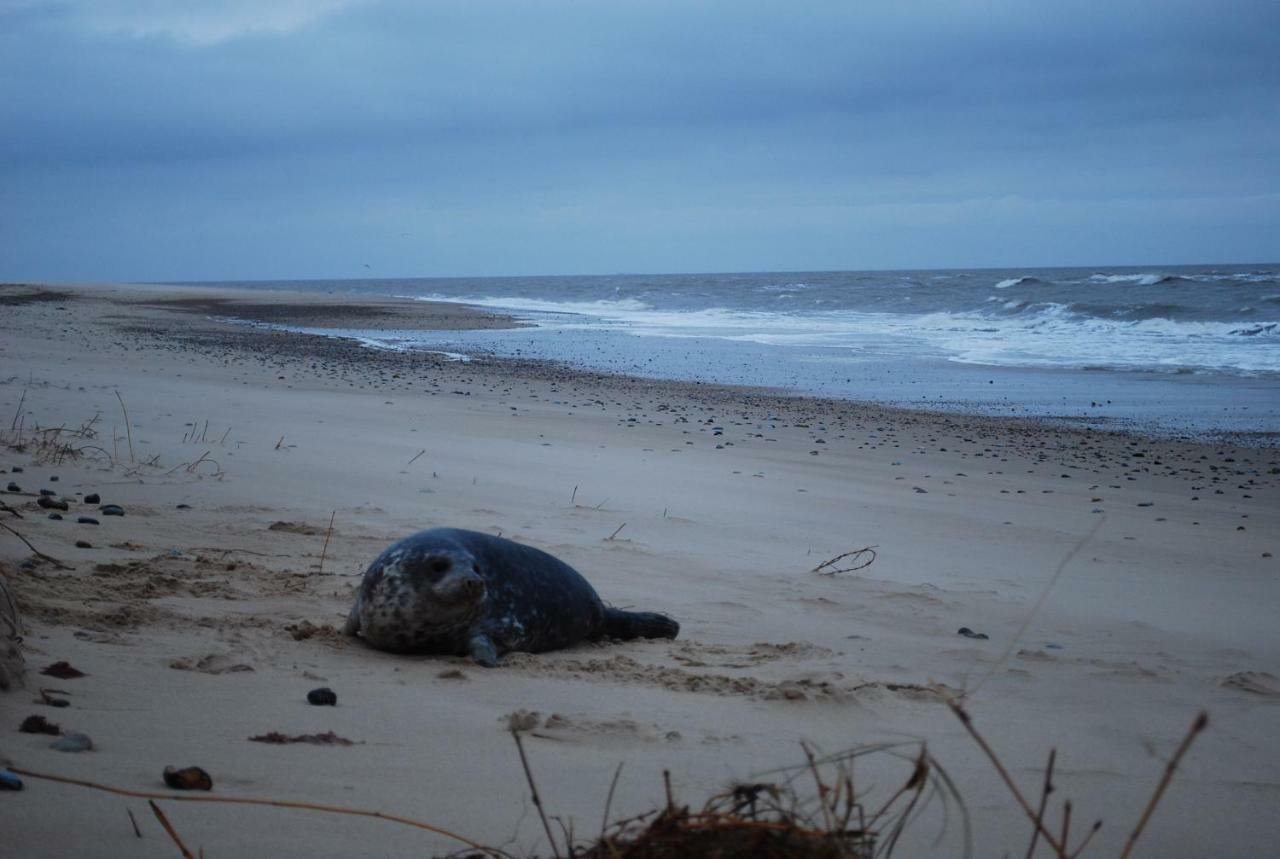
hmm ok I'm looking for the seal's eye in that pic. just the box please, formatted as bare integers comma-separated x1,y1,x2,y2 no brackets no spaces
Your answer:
430,558,451,575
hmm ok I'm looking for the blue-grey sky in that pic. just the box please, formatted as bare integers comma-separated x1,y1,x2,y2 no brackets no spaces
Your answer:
1,0,1277,281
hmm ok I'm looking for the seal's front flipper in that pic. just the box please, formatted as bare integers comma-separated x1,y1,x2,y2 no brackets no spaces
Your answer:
343,602,361,637
468,633,500,667
602,608,679,641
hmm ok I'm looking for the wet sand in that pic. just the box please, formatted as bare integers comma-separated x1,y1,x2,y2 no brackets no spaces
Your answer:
1,281,1278,857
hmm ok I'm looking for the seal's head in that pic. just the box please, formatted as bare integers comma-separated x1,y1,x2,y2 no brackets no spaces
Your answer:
354,541,486,652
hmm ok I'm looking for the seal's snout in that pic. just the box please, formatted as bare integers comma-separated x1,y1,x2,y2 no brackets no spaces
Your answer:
430,560,485,605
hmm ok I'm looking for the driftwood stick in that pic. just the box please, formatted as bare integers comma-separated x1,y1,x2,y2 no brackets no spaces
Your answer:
127,807,143,839
1024,748,1056,859
9,767,492,853
149,801,196,859
812,546,878,575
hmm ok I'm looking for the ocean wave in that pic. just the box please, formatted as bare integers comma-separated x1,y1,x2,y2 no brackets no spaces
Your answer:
994,275,1042,289
1089,272,1184,286
415,293,651,316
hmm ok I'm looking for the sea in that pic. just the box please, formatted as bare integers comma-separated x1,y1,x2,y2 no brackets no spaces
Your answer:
179,264,1280,441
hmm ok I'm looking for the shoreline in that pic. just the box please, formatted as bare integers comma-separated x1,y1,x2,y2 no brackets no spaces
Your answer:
2,280,1278,856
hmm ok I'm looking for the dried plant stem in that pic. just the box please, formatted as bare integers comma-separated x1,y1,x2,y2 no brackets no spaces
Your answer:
0,521,72,569
946,698,1068,857
318,510,336,574
407,449,426,466
10,386,27,432
127,808,143,838
149,800,196,859
599,762,624,849
1024,749,1056,859
607,522,626,540
9,768,492,853
1117,711,1209,859
812,546,878,575
510,730,561,859
114,390,135,464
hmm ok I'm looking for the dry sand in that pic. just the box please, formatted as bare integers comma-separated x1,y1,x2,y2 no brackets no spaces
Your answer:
1,281,1278,857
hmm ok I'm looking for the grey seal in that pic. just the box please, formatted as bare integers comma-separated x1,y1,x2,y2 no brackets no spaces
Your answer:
344,527,679,666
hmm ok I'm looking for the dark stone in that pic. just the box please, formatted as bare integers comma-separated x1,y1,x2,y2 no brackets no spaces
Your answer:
39,488,56,496
49,476,58,482
20,715,61,735
0,771,22,791
10,466,21,473
176,503,191,509
100,504,125,516
163,765,213,791
48,513,63,521
77,516,99,525
5,482,19,492
307,687,338,706
84,493,100,504
75,540,93,549
957,627,990,640
37,496,69,511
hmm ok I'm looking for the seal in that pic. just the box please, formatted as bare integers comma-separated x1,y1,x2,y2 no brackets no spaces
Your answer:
345,527,679,666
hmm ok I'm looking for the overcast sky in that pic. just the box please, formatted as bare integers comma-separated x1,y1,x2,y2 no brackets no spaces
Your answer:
1,0,1277,281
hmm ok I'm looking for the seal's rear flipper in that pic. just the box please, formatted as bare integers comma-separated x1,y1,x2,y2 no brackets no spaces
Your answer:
603,608,679,641
343,602,361,637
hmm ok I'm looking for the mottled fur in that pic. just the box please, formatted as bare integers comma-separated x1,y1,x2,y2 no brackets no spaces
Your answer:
346,528,678,666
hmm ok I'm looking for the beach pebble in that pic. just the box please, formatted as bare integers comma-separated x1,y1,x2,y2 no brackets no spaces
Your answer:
100,504,125,516
83,493,100,504
0,770,22,791
37,496,69,511
20,715,62,735
5,482,18,492
51,732,93,752
49,475,58,482
307,687,338,706
957,627,990,640
77,516,99,525
75,540,93,549
176,503,191,509
10,466,22,473
39,488,56,496
163,765,213,791
48,513,63,520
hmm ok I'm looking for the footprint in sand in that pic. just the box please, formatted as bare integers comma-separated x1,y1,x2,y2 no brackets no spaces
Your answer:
1220,671,1280,697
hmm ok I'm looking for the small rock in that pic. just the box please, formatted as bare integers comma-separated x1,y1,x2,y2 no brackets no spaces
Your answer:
20,714,62,735
83,493,100,504
75,540,93,549
77,516,99,525
40,660,87,679
957,627,990,640
49,476,58,482
51,731,93,752
0,770,22,791
10,466,22,473
176,503,191,509
100,504,125,516
163,765,213,791
306,687,338,706
37,496,69,511
4,482,18,492
48,513,63,521
39,489,56,496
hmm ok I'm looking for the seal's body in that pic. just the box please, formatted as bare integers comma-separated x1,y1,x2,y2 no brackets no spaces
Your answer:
345,528,679,666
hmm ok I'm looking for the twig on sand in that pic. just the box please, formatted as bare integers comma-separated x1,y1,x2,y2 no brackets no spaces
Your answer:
1024,749,1056,859
511,729,562,859
1118,712,1209,859
812,546,878,576
114,390,135,464
0,521,72,570
407,449,426,466
9,386,27,432
9,768,494,854
127,808,143,839
599,762,624,850
149,801,195,859
275,435,286,450
606,522,626,541
318,510,336,574
0,499,24,519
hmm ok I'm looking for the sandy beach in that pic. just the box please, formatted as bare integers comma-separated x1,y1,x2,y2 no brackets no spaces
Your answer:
2,281,1278,856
